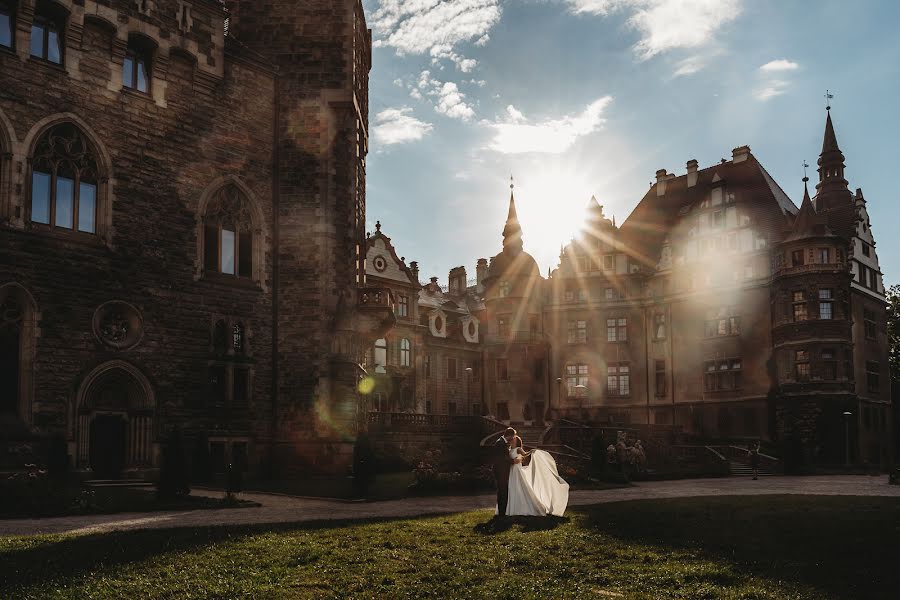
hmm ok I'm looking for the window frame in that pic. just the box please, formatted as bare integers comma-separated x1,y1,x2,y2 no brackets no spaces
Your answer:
818,288,833,320
606,317,627,342
794,349,810,382
30,6,65,65
866,360,879,393
496,358,509,381
863,309,877,340
607,363,630,397
655,360,666,396
123,41,153,93
565,363,588,397
399,338,411,367
0,1,14,50
567,319,587,344
397,294,409,318
703,358,742,392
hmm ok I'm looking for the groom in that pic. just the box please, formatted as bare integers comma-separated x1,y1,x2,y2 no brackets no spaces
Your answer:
492,427,518,518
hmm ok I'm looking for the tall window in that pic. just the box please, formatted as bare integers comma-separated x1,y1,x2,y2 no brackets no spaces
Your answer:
818,248,830,264
863,309,876,340
30,123,98,233
496,358,509,381
818,289,833,320
203,184,254,278
233,368,249,408
0,2,13,48
400,338,411,367
866,361,879,393
705,307,740,337
704,359,742,391
861,241,870,257
373,338,387,372
792,291,807,322
123,36,154,93
607,363,630,397
822,349,836,380
567,320,586,344
603,254,614,270
794,350,810,381
446,357,458,380
653,313,666,340
565,364,588,397
791,249,804,267
497,315,509,337
607,317,626,342
397,294,409,318
30,1,65,64
655,360,666,396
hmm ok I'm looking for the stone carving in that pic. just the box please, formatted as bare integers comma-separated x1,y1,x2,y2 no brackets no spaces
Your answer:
93,301,143,350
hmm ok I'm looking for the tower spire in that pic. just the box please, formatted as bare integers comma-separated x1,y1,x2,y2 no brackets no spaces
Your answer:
815,103,850,211
502,175,523,253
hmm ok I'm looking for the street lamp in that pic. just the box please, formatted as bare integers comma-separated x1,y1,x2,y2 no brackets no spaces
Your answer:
843,411,853,466
575,384,587,422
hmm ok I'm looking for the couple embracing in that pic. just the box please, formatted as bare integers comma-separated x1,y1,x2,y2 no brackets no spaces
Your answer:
492,427,569,518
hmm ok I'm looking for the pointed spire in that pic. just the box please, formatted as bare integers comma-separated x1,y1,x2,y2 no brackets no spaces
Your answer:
816,104,850,210
787,175,832,241
502,175,523,253
821,110,841,155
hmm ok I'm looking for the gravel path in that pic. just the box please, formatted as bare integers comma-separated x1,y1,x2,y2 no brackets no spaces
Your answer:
2,475,897,538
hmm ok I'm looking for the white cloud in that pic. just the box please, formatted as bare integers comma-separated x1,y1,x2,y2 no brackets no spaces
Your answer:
760,59,799,72
672,55,706,77
372,0,501,62
566,0,743,59
429,44,479,72
371,107,435,145
754,80,789,101
485,96,613,154
434,81,476,120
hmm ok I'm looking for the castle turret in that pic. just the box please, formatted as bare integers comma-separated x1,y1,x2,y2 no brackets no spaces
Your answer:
815,108,852,212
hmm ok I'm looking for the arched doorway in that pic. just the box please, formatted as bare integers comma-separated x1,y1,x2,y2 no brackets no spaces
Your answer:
75,362,155,477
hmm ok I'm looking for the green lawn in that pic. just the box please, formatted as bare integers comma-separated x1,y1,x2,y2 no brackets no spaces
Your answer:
2,495,898,599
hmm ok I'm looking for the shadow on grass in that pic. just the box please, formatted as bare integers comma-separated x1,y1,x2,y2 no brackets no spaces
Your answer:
582,494,900,599
473,515,570,535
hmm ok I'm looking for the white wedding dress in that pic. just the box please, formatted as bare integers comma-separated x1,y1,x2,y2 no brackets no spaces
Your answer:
504,447,570,517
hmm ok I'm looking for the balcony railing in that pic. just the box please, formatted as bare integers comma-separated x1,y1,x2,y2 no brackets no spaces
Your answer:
358,286,394,309
774,263,844,277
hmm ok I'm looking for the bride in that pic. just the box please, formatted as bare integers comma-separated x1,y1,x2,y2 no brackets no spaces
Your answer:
503,435,570,517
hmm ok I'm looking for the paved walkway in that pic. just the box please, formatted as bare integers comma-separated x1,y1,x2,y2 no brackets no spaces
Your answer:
2,475,898,538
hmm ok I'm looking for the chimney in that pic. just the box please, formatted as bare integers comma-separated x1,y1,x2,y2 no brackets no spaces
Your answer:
656,169,668,196
686,159,699,188
409,260,420,282
732,145,750,163
476,258,488,292
449,266,467,294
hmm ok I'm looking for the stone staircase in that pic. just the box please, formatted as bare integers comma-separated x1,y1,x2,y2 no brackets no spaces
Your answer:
728,461,774,477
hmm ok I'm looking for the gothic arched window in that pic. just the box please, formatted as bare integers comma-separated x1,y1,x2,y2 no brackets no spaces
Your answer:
30,123,99,233
203,184,254,278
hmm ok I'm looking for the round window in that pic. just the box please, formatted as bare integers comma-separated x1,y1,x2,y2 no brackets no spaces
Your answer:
434,316,443,331
373,255,387,272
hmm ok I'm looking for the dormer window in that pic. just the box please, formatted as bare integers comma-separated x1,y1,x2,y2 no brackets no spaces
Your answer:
123,36,155,93
1,2,14,49
30,1,66,64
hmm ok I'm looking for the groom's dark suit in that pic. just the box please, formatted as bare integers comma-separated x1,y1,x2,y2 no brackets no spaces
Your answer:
492,437,514,517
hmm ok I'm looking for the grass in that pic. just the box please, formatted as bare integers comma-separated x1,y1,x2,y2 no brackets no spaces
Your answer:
1,495,898,599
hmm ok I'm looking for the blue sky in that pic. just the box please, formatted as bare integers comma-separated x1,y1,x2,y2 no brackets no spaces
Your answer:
362,0,900,288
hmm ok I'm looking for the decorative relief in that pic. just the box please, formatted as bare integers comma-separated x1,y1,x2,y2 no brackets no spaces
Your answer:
93,301,144,350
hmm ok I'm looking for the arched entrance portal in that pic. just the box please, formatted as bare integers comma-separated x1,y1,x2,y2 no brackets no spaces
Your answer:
75,362,155,477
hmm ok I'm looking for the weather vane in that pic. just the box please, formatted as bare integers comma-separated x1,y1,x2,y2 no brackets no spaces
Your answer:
825,89,833,111
509,174,514,191
802,160,809,182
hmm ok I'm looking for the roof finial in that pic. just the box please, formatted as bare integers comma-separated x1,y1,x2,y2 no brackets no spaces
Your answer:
375,220,381,232
825,89,833,111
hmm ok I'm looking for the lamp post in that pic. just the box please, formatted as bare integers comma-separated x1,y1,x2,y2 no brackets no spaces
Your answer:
843,410,852,466
575,384,587,422
465,366,474,416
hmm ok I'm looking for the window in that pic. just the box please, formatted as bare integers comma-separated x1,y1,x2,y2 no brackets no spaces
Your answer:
866,361,879,393
704,358,742,391
577,289,588,302
397,294,409,318
819,248,830,264
30,123,98,233
203,184,255,278
607,364,630,397
424,353,431,378
791,250,804,267
577,255,591,272
655,360,666,396
30,2,65,64
794,350,810,381
373,338,387,372
712,210,724,228
653,313,666,340
447,357,458,380
861,241,870,257
564,288,574,303
818,289,833,320
822,349,836,380
605,287,618,301
123,37,154,93
705,308,740,337
496,359,509,381
567,320,587,344
497,315,509,337
607,317,627,342
565,364,588,397
499,281,510,297
208,365,227,407
400,338,411,367
603,254,614,271
792,291,807,322
0,2,12,48
863,309,876,340
233,368,249,408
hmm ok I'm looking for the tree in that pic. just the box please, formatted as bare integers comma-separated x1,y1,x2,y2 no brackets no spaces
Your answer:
887,284,900,379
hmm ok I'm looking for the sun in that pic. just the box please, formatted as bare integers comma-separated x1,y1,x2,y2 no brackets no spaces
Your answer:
511,166,597,273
